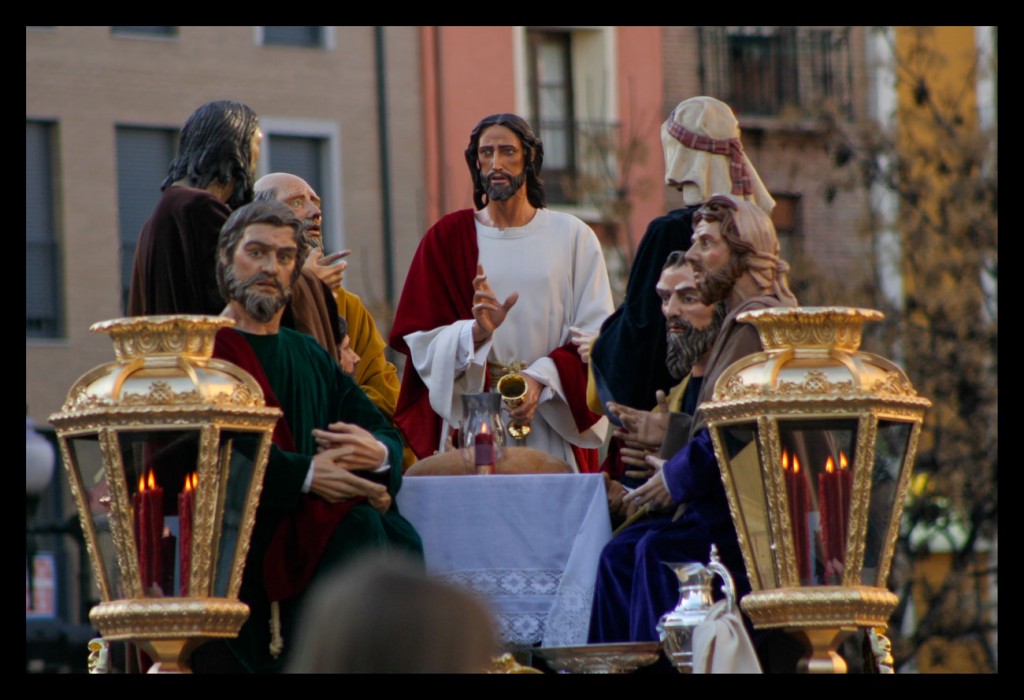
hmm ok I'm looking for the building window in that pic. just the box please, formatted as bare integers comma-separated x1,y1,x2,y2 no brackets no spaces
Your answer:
115,126,178,314
700,26,852,118
257,119,343,253
258,26,328,48
111,27,178,37
26,121,63,339
527,30,576,204
521,27,618,212
770,192,802,263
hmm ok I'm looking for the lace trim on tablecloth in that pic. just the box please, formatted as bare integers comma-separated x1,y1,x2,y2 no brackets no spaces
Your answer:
438,569,562,646
543,581,596,647
439,568,560,597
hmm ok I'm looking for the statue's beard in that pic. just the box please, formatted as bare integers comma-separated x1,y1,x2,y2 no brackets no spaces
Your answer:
665,302,726,379
694,255,745,306
482,170,526,202
224,267,291,323
301,219,321,250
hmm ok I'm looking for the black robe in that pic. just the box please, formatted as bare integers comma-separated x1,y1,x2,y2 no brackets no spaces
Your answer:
590,207,699,412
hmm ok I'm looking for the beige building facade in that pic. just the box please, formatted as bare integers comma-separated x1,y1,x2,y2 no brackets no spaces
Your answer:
27,26,427,425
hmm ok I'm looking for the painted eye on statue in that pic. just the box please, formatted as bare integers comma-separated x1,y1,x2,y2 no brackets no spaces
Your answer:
288,197,304,209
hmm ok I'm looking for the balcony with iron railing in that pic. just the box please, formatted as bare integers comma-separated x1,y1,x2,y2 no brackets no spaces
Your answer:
698,26,854,122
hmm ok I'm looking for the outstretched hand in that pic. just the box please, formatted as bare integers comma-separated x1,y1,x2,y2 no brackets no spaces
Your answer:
305,248,350,289
471,264,519,346
608,390,671,449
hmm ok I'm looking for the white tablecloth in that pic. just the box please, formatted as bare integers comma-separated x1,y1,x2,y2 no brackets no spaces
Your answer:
396,474,611,647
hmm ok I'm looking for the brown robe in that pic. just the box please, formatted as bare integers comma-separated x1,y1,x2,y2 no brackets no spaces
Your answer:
128,186,231,317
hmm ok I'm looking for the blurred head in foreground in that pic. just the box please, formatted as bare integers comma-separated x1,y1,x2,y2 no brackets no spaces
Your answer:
286,553,499,673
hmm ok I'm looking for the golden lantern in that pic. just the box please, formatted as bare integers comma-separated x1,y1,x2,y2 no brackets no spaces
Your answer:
700,307,931,673
48,316,281,673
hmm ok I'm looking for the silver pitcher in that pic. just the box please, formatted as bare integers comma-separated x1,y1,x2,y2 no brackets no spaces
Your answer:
656,544,737,673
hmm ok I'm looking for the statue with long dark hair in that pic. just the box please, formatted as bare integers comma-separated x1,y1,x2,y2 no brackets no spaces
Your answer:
464,113,546,211
128,99,262,316
391,113,613,472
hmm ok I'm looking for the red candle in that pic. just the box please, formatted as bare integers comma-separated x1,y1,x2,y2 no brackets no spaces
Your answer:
783,451,811,584
178,472,196,597
133,479,149,590
817,473,830,577
792,454,811,583
474,424,495,475
838,452,853,557
823,457,844,580
146,470,164,591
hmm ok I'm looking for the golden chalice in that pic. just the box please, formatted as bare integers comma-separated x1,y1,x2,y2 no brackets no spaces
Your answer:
497,373,531,440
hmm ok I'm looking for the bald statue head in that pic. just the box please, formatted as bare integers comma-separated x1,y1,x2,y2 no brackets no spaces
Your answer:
254,172,323,248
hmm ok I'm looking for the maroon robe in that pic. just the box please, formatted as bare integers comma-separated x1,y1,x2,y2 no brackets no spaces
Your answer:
128,186,231,317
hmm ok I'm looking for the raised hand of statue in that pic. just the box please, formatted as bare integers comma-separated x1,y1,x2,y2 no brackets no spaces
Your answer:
309,456,389,504
471,264,519,346
609,390,671,449
569,326,597,363
312,421,388,472
304,248,350,289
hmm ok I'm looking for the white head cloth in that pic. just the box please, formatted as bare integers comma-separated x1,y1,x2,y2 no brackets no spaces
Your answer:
661,96,775,215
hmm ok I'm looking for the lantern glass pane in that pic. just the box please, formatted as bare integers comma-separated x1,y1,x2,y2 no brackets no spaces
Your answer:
211,431,261,598
778,420,857,586
64,435,117,600
117,430,200,598
718,423,776,588
861,420,911,586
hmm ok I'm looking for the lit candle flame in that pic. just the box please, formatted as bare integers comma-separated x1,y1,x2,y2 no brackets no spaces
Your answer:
781,449,790,472
839,452,849,470
138,475,146,492
793,454,801,475
192,472,198,490
147,470,156,490
480,423,489,435
825,456,835,474
163,526,171,537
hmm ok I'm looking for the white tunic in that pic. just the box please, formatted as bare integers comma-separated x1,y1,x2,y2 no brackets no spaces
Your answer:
404,209,614,469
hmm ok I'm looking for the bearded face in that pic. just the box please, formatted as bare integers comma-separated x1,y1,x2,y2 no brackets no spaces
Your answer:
480,168,526,202
665,301,726,379
223,265,291,323
694,253,746,306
